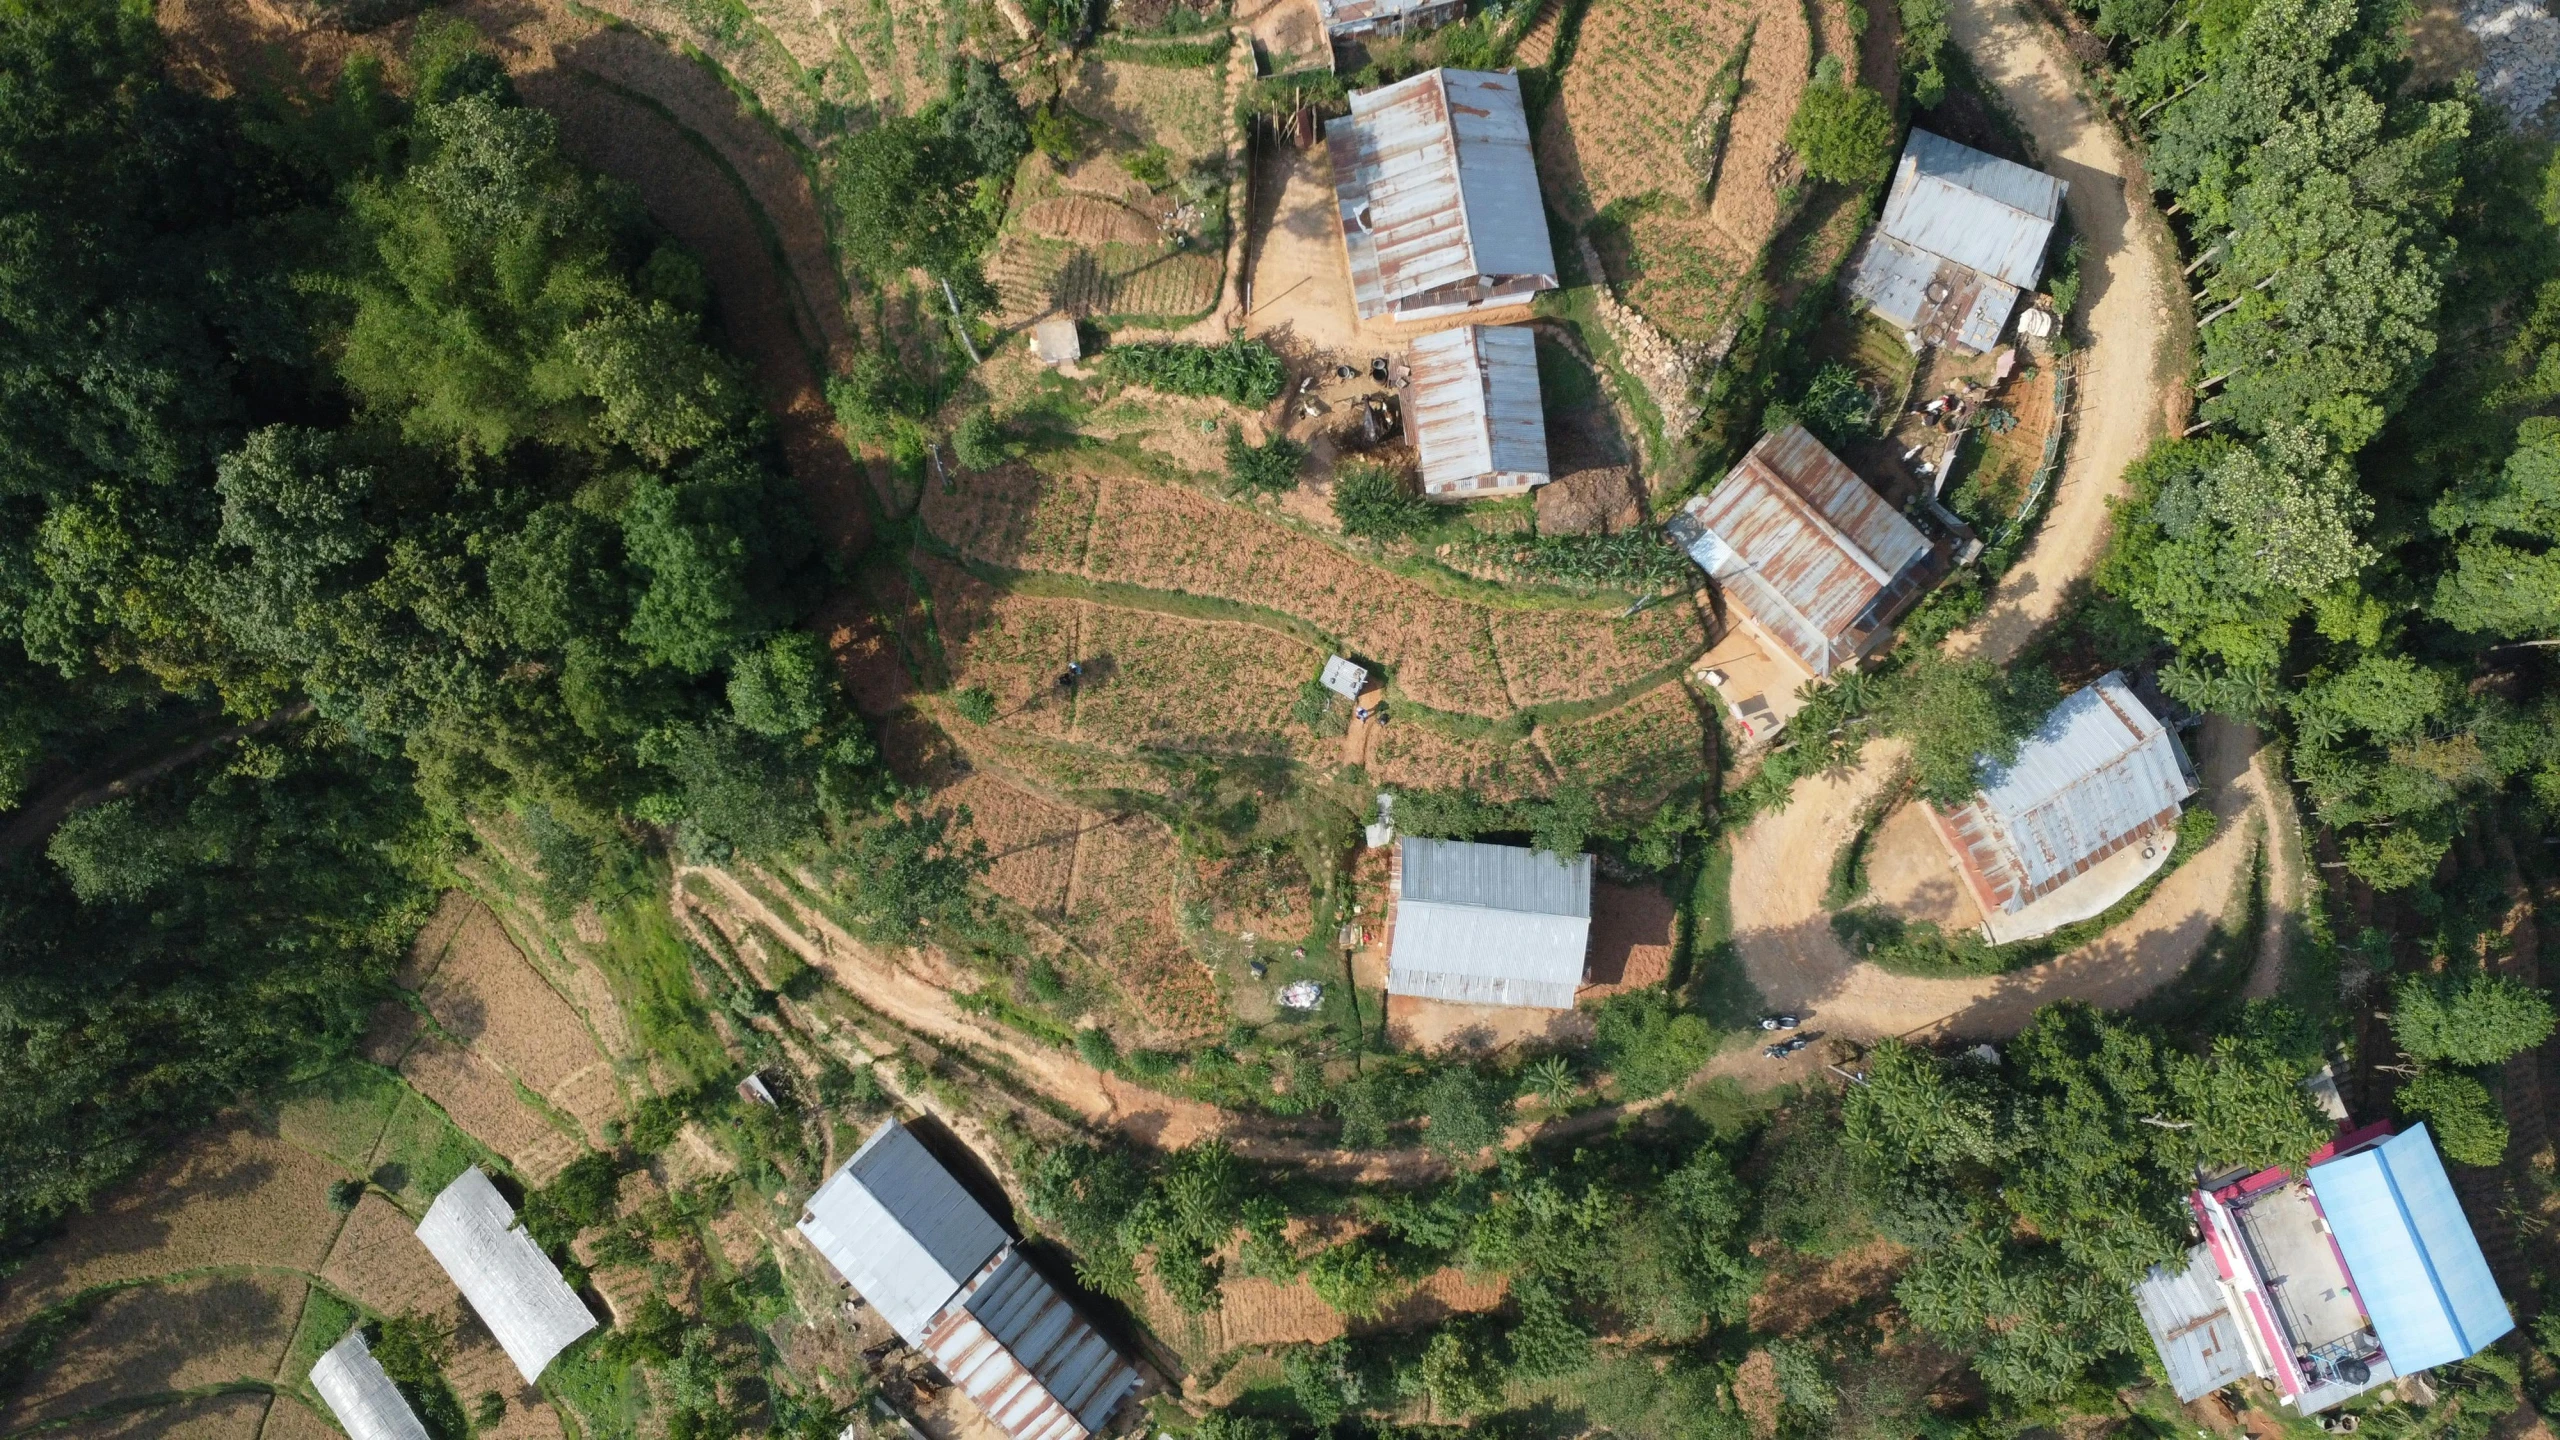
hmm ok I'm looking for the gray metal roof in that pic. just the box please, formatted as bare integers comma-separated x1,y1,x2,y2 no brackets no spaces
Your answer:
2133,1245,2253,1402
796,1121,1010,1345
1328,70,1557,318
1877,130,2065,292
309,1331,432,1440
1940,672,2196,911
413,1167,598,1383
1319,0,1463,33
1407,325,1549,493
925,1250,1141,1440
1845,232,2020,352
1668,426,1932,676
1387,837,1590,1010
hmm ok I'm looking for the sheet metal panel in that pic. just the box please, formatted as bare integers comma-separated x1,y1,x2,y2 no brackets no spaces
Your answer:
1956,672,2195,907
1320,0,1462,33
1330,70,1555,316
923,1250,1140,1440
311,1331,433,1440
1407,325,1550,492
1672,426,1929,676
1387,837,1589,1009
2310,1126,2516,1374
797,1121,1009,1345
414,1168,598,1383
1401,836,1590,915
1878,130,2065,291
2133,1246,2254,1402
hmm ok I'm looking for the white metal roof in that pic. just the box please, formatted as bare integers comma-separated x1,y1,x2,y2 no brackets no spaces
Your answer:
796,1121,1010,1345
1877,130,2065,291
309,1330,432,1440
413,1167,598,1383
1407,325,1549,493
924,1250,1141,1440
1386,837,1590,1010
2132,1245,2253,1402
1320,656,1371,699
1328,69,1557,317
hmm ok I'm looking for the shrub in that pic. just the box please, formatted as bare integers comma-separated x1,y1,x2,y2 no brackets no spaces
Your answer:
2391,973,2557,1067
1121,145,1175,188
1224,424,1306,493
1419,1068,1507,1157
1590,990,1718,1098
2399,1069,2509,1166
1784,361,1877,446
1290,679,1342,733
952,685,997,724
1305,1234,1405,1316
1098,339,1287,405
1028,106,1076,163
1075,1027,1121,1071
1446,528,1691,591
1331,460,1433,539
1787,60,1897,185
952,408,1008,471
328,1177,367,1212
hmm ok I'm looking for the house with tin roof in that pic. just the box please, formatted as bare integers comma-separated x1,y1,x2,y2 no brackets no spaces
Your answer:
1923,671,2196,943
1319,0,1465,41
1846,129,2067,353
2135,1121,2513,1413
1666,425,1937,681
1384,836,1591,1010
1328,69,1558,323
413,1167,598,1384
1406,325,1549,496
797,1122,1140,1440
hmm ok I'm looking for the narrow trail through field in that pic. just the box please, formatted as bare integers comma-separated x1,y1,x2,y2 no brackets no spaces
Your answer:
1939,0,2176,665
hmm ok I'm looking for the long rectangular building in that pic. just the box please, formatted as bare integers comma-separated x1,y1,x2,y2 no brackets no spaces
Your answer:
413,1167,598,1384
1328,69,1558,322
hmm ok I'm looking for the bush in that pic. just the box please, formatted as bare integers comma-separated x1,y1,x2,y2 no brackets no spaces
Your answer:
1028,106,1076,163
1590,990,1718,1098
952,408,1008,471
1331,460,1433,539
1098,339,1288,405
2391,973,2557,1067
1121,145,1175,189
2399,1069,2509,1166
1419,1068,1507,1157
1075,1027,1120,1071
1782,361,1877,446
1305,1234,1406,1316
1787,61,1897,186
328,1177,367,1212
1224,424,1306,493
952,685,997,724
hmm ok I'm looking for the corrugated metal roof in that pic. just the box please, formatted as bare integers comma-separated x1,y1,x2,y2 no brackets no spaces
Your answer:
310,1331,432,1440
1319,0,1463,33
2310,1126,2516,1374
1845,232,2020,352
1878,130,2065,292
1667,425,1932,676
1387,838,1590,1009
1407,325,1549,493
2133,1246,2253,1402
925,1250,1140,1440
414,1168,599,1383
1328,70,1556,318
797,1121,1010,1345
1938,672,2194,912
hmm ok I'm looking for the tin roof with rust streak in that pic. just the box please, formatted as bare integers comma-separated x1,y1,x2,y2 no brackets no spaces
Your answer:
1327,69,1556,313
924,1249,1141,1440
1407,324,1549,489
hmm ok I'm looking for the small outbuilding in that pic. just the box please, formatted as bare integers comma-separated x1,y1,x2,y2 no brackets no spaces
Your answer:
1319,0,1466,40
1320,655,1371,700
1667,425,1935,681
1407,324,1549,496
310,1330,432,1440
797,1122,1140,1440
413,1167,598,1384
1384,836,1590,1010
1328,69,1559,323
2132,1245,2256,1403
1924,671,2195,937
1030,318,1081,366
1846,129,2067,353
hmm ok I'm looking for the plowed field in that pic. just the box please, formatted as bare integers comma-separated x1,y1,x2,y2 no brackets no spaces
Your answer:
0,1274,305,1429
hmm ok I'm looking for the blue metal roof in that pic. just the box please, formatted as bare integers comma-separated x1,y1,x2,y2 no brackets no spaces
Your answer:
2309,1126,2515,1374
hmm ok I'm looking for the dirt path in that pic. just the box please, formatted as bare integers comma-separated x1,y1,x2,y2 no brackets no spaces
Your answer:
1938,0,2176,665
1727,718,2273,1044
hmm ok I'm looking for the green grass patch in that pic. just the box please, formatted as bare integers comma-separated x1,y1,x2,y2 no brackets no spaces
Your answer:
1091,37,1229,65
542,1332,649,1440
369,1089,503,1209
279,1287,360,1393
590,895,731,1088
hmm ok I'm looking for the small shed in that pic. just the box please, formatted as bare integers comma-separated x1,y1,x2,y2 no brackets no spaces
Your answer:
1385,837,1590,1009
1320,655,1371,700
1407,325,1550,496
413,1168,599,1383
2309,1125,2516,1373
310,1330,432,1440
1030,319,1081,366
1924,672,2196,918
2131,1246,2253,1402
1328,70,1558,322
1665,426,1934,679
1846,130,2067,352
1319,0,1466,39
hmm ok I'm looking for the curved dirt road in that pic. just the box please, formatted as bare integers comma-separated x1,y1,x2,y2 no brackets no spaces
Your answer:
1941,0,2175,664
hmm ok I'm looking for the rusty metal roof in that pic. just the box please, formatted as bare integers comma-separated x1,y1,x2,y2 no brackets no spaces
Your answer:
1936,672,2196,912
924,1249,1140,1440
1667,426,1931,676
1846,232,2019,352
1877,130,2065,293
1319,0,1463,33
1327,69,1556,317
1407,324,1548,492
796,1121,1009,1346
2133,1246,2254,1402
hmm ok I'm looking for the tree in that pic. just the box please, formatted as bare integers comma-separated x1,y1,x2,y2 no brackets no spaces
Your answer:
2398,1069,2509,1166
2432,417,2560,638
1332,461,1433,539
1419,1068,1506,1157
1786,61,1896,185
951,408,1008,471
727,631,832,738
1876,653,2058,806
2391,973,2557,1066
941,60,1029,178
839,804,989,940
829,118,993,292
1842,1038,2002,1171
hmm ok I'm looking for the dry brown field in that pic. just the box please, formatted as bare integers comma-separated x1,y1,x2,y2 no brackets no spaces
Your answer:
412,900,620,1141
1066,605,1317,757
1060,814,1223,1040
44,1390,275,1440
318,1193,458,1321
397,1034,582,1183
1063,56,1229,162
1366,717,1552,797
256,1395,341,1440
1486,595,1705,706
1540,678,1711,806
940,775,1096,919
0,1274,306,1429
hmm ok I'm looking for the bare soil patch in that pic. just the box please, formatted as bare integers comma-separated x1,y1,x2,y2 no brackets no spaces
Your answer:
1584,880,1677,993
1859,801,1982,930
0,1274,307,1429
1746,1239,1906,1336
1388,994,1593,1054
256,1396,341,1440
46,1391,273,1440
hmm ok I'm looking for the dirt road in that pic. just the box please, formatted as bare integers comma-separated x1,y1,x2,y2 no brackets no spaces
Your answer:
1940,0,2177,665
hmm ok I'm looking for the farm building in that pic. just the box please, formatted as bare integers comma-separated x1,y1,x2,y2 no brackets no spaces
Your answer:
1319,0,1466,40
1384,836,1591,1009
310,1331,431,1440
1846,129,2067,353
414,1167,599,1383
797,1122,1140,1440
1923,671,2196,942
1328,69,1559,322
1665,425,1936,681
1407,325,1549,495
2135,1121,2512,1413
1029,318,1081,366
